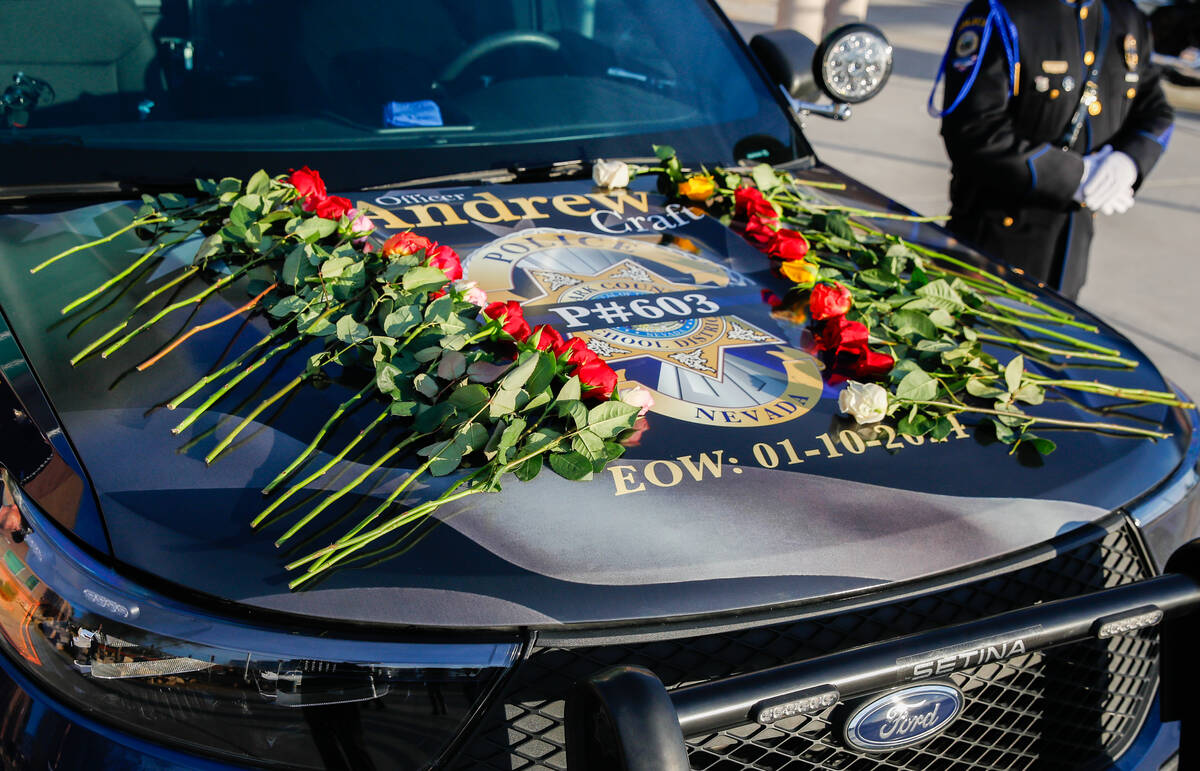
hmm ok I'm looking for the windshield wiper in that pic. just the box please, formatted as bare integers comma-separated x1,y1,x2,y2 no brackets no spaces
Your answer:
364,157,662,190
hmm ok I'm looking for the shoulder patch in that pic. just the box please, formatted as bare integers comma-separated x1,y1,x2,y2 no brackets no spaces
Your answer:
954,27,982,58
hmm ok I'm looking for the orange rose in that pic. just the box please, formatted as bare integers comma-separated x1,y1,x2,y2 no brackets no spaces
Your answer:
677,175,715,202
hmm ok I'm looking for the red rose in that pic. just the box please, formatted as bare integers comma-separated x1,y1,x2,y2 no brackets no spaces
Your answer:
382,231,433,257
529,324,564,352
766,228,810,261
426,243,462,281
760,288,783,309
743,213,777,246
289,166,327,210
483,300,531,341
847,348,895,380
815,315,869,353
576,358,618,399
734,186,765,217
554,336,598,367
810,282,853,320
315,195,354,220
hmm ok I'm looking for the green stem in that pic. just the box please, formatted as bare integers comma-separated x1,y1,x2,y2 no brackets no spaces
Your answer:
896,399,1172,439
796,203,949,223
69,322,128,366
982,298,1099,332
971,312,1122,356
171,336,301,433
287,491,485,589
288,486,481,579
168,301,332,411
1028,376,1193,406
301,456,443,571
204,374,304,465
273,441,411,546
100,258,269,359
260,382,375,495
30,215,166,274
60,242,168,315
255,410,395,527
974,332,1138,366
132,265,200,311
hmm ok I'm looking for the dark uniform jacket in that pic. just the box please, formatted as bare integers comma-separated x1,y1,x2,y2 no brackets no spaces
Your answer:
937,0,1174,299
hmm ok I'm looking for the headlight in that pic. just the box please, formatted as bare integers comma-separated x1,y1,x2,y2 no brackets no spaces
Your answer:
1132,399,1200,570
814,23,893,104
0,469,519,769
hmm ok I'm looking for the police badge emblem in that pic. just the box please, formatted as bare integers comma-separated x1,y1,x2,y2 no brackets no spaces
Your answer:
1124,34,1139,70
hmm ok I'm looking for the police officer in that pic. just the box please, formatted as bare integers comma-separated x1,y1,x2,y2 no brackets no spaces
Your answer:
931,0,1175,300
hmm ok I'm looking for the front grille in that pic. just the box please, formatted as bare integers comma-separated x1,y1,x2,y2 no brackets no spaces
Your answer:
452,518,1157,770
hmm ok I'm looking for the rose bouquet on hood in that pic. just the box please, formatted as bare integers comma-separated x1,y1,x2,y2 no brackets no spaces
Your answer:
33,167,641,588
628,147,1192,454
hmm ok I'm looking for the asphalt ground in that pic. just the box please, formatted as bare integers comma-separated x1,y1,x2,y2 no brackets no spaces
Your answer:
722,0,1200,411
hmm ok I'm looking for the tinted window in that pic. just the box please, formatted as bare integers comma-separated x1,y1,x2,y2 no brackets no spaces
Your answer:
0,0,804,187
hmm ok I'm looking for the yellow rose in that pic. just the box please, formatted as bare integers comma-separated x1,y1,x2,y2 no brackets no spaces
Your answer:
677,175,715,201
780,260,818,284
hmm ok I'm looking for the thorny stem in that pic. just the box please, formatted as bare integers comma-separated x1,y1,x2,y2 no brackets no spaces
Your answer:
168,301,328,410
137,282,277,371
982,298,1099,332
100,257,269,359
259,382,376,496
60,242,168,315
972,310,1121,356
204,374,304,464
1027,376,1193,407
256,410,394,525
172,336,301,433
896,399,1172,439
798,203,949,223
287,489,484,588
974,332,1138,367
273,441,411,546
132,265,200,312
30,215,167,274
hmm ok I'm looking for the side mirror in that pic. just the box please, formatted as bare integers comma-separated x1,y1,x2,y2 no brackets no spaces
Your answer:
749,29,821,103
751,24,893,120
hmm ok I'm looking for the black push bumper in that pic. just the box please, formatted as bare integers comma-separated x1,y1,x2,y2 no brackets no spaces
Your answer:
565,547,1200,770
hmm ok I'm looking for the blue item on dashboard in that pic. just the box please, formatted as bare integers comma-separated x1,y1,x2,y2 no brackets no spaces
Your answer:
383,100,443,127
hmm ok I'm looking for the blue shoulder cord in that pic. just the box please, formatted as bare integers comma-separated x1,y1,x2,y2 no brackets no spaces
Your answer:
927,0,1021,118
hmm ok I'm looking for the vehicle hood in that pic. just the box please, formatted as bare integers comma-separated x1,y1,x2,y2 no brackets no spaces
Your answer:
0,171,1191,628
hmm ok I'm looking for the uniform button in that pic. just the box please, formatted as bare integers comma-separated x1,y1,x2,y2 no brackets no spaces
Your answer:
1050,89,1060,99
1084,51,1095,66
1088,100,1102,116
1002,217,1014,227
1080,6,1088,19
1127,87,1137,99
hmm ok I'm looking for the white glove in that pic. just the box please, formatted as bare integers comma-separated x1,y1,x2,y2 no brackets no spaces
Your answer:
1097,187,1135,216
1082,147,1138,213
1074,145,1113,204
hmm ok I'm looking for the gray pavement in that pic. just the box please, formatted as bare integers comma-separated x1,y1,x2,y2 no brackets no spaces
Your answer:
723,0,1200,408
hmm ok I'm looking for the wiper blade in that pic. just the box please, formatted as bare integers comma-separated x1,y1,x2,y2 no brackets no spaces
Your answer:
364,157,661,190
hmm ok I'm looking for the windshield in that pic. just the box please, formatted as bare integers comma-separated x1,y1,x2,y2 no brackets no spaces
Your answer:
0,0,804,189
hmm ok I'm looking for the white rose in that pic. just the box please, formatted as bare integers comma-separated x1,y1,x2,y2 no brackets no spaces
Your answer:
837,381,888,424
592,159,630,189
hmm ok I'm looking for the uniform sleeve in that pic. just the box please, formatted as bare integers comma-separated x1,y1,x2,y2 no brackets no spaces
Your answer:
939,6,1086,206
1111,20,1175,187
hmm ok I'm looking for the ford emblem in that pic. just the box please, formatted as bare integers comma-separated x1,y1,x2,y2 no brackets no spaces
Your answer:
842,683,964,752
